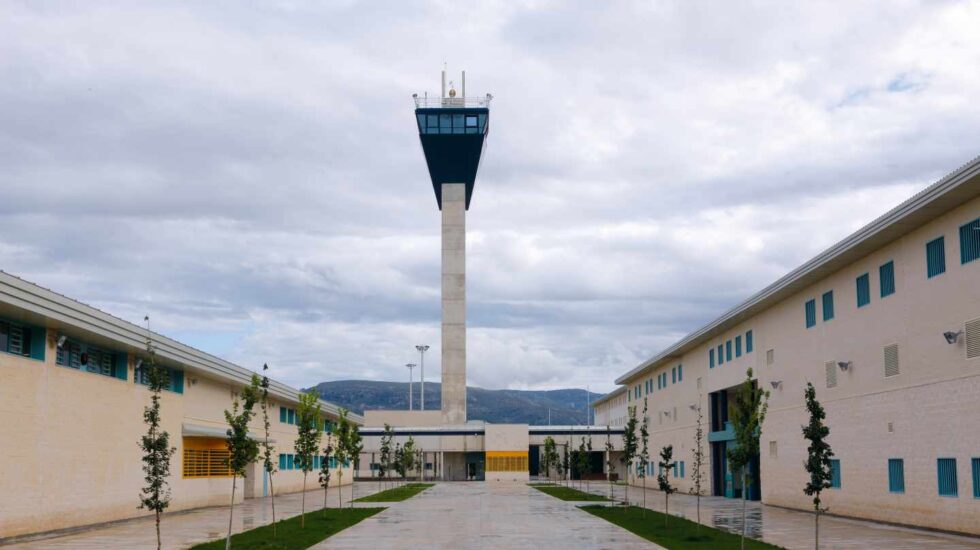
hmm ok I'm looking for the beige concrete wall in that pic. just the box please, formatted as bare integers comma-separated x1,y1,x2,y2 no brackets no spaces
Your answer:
616,197,980,534
593,392,627,427
363,410,443,427
485,424,528,451
0,337,351,539
441,182,467,424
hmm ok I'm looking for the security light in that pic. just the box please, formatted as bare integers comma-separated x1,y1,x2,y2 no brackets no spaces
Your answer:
688,404,698,411
56,335,67,348
943,330,962,344
770,380,782,389
837,361,851,371
663,410,671,417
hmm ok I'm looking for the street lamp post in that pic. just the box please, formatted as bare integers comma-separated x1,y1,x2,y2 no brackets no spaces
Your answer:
406,363,417,411
415,345,429,411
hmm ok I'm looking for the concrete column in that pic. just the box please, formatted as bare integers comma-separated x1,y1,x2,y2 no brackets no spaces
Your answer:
441,183,467,425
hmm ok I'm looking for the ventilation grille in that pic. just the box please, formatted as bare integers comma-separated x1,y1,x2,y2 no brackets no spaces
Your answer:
967,318,980,359
825,361,838,388
766,349,774,366
769,441,777,458
884,344,900,377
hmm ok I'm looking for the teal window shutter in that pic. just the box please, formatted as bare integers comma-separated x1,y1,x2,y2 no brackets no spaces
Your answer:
960,217,980,264
745,330,753,353
830,459,841,488
805,299,817,328
280,406,287,423
880,261,896,297
172,370,184,394
680,461,685,478
709,348,715,368
725,340,732,361
937,458,958,496
926,237,946,278
287,454,295,470
888,459,905,493
822,291,834,321
671,367,676,384
856,274,870,307
114,352,128,381
279,454,286,470
29,326,46,361
735,335,742,357
972,458,980,498
678,364,683,382
718,344,724,364
288,409,296,425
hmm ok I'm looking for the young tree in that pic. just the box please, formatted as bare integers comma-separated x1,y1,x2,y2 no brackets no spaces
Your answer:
257,364,278,536
542,436,558,484
585,436,593,494
802,382,834,550
137,317,176,550
576,436,590,491
562,441,570,487
378,423,393,491
333,409,352,509
223,376,261,550
393,442,405,481
620,404,639,506
294,390,323,528
657,445,677,526
604,426,615,499
401,436,417,481
727,368,770,550
347,423,363,507
638,398,650,514
319,441,334,517
689,397,706,533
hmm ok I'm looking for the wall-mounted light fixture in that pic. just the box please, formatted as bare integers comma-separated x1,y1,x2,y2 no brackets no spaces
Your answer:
837,361,852,371
770,380,782,389
944,330,963,344
689,404,699,411
56,335,67,349
135,358,143,370
662,410,671,418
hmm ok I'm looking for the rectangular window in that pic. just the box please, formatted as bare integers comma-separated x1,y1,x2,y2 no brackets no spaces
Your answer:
880,261,896,297
680,461,685,478
279,454,286,470
55,337,125,380
135,364,184,393
726,340,732,361
183,437,233,478
926,237,946,278
280,406,287,423
287,454,295,470
856,273,871,308
938,458,958,496
0,319,39,359
677,364,683,382
288,409,296,425
671,367,676,384
746,330,753,353
830,459,841,489
889,458,905,493
709,348,715,368
735,335,742,357
718,344,724,365
961,217,980,264
805,299,817,328
972,457,980,498
822,291,834,321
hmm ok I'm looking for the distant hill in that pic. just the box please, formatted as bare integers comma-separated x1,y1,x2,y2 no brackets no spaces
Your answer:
308,380,603,425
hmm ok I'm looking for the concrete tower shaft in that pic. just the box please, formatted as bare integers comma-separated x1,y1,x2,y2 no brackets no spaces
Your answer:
441,183,467,424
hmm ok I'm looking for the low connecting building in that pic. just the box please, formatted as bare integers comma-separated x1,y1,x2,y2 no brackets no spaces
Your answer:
0,272,360,541
596,156,980,535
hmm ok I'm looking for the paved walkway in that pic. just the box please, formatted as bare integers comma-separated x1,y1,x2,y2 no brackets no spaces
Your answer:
315,482,656,549
2,482,383,549
577,481,980,550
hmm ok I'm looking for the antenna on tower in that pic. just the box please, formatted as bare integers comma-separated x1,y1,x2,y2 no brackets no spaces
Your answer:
441,63,447,98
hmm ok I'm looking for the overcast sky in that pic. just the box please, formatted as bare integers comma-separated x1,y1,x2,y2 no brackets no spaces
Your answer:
2,1,979,392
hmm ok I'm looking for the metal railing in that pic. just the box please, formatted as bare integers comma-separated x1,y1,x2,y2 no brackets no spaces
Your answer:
413,94,493,108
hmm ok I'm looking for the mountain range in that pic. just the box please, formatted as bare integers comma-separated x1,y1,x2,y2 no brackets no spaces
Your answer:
308,380,603,425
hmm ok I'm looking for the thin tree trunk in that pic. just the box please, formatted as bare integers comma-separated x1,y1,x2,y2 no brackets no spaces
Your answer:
815,511,819,550
301,474,307,528
269,472,277,537
741,470,747,550
664,492,668,526
155,511,161,550
696,493,701,533
225,475,236,550
642,477,646,517
323,477,329,518
338,472,343,509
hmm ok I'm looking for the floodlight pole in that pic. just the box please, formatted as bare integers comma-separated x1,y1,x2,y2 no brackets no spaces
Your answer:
415,345,429,411
406,363,417,410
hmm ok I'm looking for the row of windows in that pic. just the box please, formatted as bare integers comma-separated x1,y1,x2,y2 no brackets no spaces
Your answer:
278,407,334,432
638,460,687,478
55,337,127,381
709,330,754,368
631,365,683,401
134,363,184,393
820,457,980,498
487,455,529,472
416,113,488,135
927,217,980,277
278,453,341,471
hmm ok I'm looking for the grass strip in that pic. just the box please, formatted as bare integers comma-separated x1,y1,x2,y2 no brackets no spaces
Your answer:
189,507,384,550
580,505,785,550
530,484,610,501
354,483,434,502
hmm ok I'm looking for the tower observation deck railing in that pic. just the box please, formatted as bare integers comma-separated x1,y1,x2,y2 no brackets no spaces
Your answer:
413,94,493,108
